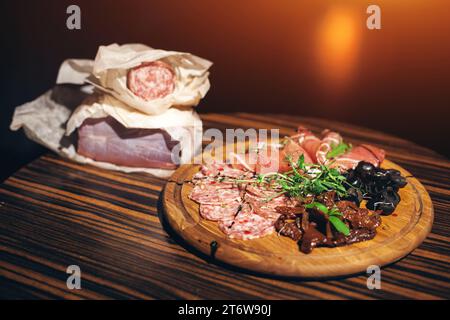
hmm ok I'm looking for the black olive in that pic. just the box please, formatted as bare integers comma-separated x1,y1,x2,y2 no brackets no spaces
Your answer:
385,169,401,177
339,187,362,205
372,181,388,193
367,199,396,215
356,162,375,174
390,175,407,188
346,163,407,215
356,162,376,182
347,176,362,189
367,187,400,215
345,188,363,206
373,169,389,181
344,170,355,181
384,186,400,202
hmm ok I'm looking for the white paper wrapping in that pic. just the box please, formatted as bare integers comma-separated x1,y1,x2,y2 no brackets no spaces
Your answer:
10,85,203,178
57,43,213,115
66,93,203,166
10,43,209,178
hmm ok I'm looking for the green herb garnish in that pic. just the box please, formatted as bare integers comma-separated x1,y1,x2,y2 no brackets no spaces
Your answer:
305,202,350,236
305,202,329,214
256,154,349,198
329,216,350,236
326,142,352,159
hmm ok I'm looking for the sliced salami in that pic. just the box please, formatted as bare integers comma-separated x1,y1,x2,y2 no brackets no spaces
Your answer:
127,61,175,101
201,162,250,179
244,193,284,219
190,163,284,240
222,167,249,178
220,205,275,240
245,184,283,199
189,186,241,205
191,179,234,192
199,201,241,221
218,217,236,232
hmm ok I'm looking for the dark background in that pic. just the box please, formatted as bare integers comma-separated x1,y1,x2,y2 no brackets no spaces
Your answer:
1,0,449,181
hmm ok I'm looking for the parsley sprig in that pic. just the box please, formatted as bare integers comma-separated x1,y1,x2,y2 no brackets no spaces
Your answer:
326,142,352,159
256,154,349,198
305,202,350,236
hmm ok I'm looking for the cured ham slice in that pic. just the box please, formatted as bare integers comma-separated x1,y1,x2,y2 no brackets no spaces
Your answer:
255,146,281,174
331,144,385,170
234,140,313,175
360,144,385,162
316,129,343,164
229,140,313,175
294,126,322,163
77,116,180,169
278,138,313,172
291,126,385,170
224,127,385,175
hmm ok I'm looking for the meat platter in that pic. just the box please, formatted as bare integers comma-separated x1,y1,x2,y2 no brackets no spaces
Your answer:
162,128,434,278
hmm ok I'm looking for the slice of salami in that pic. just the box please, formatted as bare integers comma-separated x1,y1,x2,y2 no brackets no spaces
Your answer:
192,170,206,180
199,201,241,221
245,184,283,199
218,217,235,232
127,61,175,101
191,179,235,192
201,163,250,179
220,205,275,240
189,186,241,205
200,163,220,177
220,166,250,179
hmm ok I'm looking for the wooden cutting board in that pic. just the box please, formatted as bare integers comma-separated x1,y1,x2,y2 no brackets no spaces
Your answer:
162,159,434,278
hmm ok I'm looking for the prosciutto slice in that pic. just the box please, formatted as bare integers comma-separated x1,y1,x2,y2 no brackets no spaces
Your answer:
315,129,343,164
294,126,322,163
278,138,313,172
332,144,385,171
77,116,180,169
231,140,314,174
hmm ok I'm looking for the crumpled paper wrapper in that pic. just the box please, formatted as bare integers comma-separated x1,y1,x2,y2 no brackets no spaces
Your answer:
10,44,207,178
66,93,203,167
58,43,212,115
10,85,203,178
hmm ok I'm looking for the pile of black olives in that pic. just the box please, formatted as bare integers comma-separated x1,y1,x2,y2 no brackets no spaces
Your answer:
343,162,407,215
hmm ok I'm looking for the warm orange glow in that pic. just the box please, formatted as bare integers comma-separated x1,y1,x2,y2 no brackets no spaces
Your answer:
316,7,361,92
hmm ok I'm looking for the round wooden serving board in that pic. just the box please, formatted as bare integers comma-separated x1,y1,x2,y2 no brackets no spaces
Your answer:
163,160,434,278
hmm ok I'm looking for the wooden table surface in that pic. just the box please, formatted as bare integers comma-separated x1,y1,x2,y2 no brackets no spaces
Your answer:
0,113,449,299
